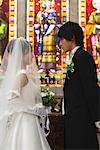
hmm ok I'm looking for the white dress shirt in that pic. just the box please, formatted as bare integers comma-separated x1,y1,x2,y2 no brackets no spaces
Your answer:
69,46,80,61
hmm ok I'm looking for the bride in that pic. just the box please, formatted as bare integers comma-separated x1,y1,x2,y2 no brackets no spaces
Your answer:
0,37,51,150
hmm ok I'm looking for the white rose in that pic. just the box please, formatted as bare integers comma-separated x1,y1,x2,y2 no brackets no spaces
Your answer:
50,91,55,96
41,92,48,97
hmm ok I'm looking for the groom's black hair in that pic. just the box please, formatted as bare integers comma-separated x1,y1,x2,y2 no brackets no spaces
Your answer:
58,21,84,47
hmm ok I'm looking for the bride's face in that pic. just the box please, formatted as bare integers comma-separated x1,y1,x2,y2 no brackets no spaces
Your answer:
23,50,32,66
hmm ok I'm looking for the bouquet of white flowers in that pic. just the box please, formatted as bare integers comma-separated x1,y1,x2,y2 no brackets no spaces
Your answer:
41,87,57,108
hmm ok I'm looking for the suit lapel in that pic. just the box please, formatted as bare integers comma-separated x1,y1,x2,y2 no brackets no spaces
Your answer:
64,47,85,85
66,48,84,80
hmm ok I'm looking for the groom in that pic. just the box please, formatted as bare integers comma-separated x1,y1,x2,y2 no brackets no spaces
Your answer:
58,21,100,149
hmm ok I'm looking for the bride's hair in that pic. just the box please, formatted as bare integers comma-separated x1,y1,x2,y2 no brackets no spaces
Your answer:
7,39,16,54
0,37,40,91
7,38,32,55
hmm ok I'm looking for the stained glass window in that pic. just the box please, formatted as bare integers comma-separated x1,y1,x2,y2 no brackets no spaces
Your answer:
79,0,100,83
27,0,69,87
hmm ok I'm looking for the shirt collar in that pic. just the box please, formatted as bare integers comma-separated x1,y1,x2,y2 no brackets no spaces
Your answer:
69,46,80,60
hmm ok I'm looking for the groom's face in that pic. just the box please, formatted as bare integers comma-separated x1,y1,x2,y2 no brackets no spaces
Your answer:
59,37,73,52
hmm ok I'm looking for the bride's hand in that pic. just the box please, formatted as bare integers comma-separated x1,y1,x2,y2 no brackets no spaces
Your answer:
7,91,20,101
95,121,100,133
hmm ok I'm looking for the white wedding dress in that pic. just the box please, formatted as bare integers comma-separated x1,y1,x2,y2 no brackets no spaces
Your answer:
0,70,51,150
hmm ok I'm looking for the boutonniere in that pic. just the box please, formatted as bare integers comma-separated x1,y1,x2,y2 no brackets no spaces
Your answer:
66,61,74,80
67,61,74,73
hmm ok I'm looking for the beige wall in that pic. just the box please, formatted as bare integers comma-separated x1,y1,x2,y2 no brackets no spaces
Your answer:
17,0,27,38
69,0,79,23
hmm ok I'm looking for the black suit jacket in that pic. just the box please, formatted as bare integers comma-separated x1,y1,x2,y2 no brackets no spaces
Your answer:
64,47,99,149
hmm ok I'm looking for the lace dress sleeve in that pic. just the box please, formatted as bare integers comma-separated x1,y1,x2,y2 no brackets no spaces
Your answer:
7,69,28,100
